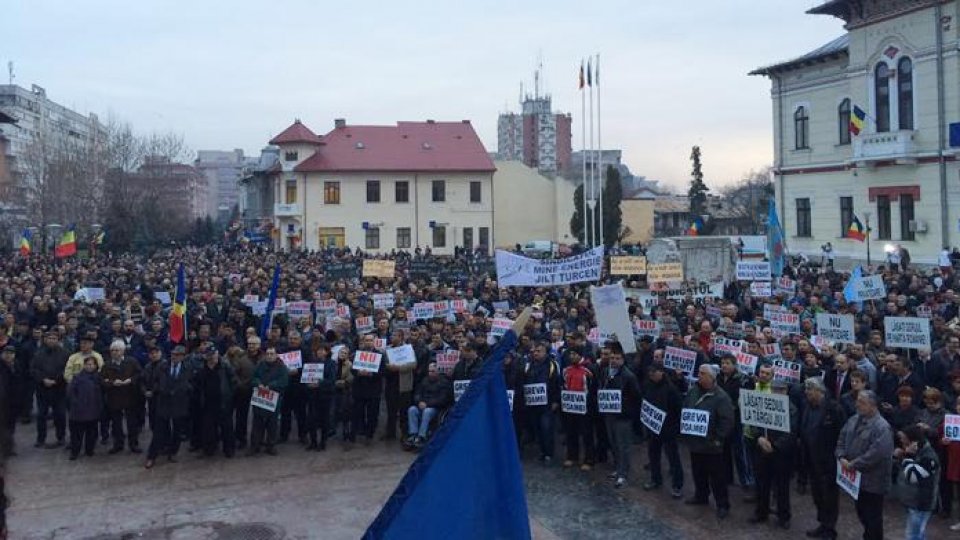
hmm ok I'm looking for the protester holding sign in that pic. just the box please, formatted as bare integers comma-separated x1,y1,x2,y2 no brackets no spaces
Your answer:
799,377,847,540
278,330,310,445
383,330,417,442
522,342,561,465
302,344,338,451
598,342,641,488
641,362,684,498
682,364,735,519
747,379,798,530
248,346,289,456
560,348,595,471
836,390,894,540
352,335,386,446
717,354,754,495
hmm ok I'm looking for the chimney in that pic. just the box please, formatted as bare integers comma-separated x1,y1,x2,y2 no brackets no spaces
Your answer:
334,118,346,129
426,119,435,124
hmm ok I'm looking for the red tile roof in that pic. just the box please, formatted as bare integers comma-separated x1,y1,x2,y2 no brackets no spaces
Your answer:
269,120,322,145
294,121,495,173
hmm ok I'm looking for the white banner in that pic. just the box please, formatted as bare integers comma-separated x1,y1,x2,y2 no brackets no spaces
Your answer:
680,408,710,437
837,459,861,500
598,389,622,414
496,246,604,287
250,387,280,413
884,316,931,350
353,350,383,373
739,389,791,433
640,399,666,434
625,283,724,311
736,261,772,281
663,346,697,376
561,391,588,415
816,313,856,344
372,293,395,310
386,344,416,366
591,283,636,354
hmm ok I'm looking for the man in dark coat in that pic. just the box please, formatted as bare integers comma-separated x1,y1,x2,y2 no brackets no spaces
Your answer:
196,346,236,458
682,363,735,519
248,345,289,456
801,377,847,540
101,340,143,453
0,346,22,458
145,345,192,468
641,361,684,497
30,331,69,448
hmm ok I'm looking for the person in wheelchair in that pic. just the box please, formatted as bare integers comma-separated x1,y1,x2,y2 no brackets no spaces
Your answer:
404,362,452,450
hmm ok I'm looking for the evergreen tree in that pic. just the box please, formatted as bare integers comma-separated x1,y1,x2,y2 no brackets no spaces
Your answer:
688,146,709,217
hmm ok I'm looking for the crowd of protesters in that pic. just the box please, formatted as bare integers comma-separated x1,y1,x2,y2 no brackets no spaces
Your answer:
1,243,959,540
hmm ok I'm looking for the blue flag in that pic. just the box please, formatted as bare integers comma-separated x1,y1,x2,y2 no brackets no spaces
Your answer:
844,265,863,303
364,330,531,540
259,263,281,340
767,198,785,276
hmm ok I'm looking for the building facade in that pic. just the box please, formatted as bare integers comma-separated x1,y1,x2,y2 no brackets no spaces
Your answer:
491,160,577,247
268,119,495,254
135,157,208,222
752,0,960,264
194,149,257,220
497,95,572,176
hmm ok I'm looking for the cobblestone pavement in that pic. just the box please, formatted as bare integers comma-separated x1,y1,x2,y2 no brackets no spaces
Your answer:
4,425,958,539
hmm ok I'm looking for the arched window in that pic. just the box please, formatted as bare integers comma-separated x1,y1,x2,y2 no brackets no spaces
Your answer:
898,57,913,130
794,106,809,149
875,63,890,132
838,98,851,145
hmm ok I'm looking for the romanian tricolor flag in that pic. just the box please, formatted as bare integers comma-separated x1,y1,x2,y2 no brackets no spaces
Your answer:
687,217,703,236
19,229,31,257
168,263,187,343
849,105,866,136
54,225,77,258
846,214,867,242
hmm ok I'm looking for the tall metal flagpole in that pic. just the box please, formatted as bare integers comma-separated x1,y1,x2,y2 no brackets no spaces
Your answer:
580,60,590,247
588,58,596,248
596,53,604,248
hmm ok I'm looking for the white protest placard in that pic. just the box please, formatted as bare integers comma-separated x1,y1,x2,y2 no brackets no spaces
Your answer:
816,313,855,344
316,299,337,314
598,389,622,414
506,390,515,411
386,344,416,366
278,350,302,370
451,299,467,313
769,312,800,336
250,387,279,413
411,303,434,321
737,261,772,281
680,408,710,437
646,262,684,283
496,245,604,287
663,346,697,376
300,363,324,384
850,274,886,301
242,294,259,305
286,301,312,321
625,282,724,311
763,303,788,321
454,380,471,402
884,316,931,350
374,338,387,351
640,399,666,434
433,301,452,317
561,391,588,415
736,351,759,376
810,335,833,354
772,359,801,384
335,304,350,319
739,389,791,432
837,460,861,500
490,318,513,337
774,276,796,296
634,319,661,339
492,300,510,313
945,414,960,441
355,316,375,335
523,383,548,406
713,337,745,357
705,305,722,319
591,282,637,354
251,301,268,316
750,281,772,298
154,291,172,305
435,350,459,375
917,305,933,319
372,293,395,310
587,327,617,345
760,343,783,363
353,350,383,373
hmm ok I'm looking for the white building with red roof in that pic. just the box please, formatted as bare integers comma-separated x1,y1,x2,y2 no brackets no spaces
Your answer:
267,118,495,253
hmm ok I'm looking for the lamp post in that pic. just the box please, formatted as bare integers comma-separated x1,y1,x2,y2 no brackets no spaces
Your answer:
863,211,872,269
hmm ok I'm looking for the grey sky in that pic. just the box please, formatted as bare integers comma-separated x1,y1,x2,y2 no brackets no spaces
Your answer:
3,0,842,191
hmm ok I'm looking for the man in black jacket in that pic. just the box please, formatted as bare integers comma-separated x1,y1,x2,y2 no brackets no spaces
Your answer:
641,362,684,497
30,331,69,448
748,379,799,529
523,342,562,465
599,342,642,488
144,346,193,468
196,346,236,458
405,362,452,448
304,343,338,450
801,377,846,540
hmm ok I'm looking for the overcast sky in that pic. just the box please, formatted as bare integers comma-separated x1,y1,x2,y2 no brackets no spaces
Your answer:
3,0,843,191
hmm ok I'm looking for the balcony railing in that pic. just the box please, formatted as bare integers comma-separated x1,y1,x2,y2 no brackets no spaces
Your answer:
273,203,300,217
853,130,916,161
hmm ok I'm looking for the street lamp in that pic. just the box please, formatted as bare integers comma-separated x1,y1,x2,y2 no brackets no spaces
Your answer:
862,211,872,268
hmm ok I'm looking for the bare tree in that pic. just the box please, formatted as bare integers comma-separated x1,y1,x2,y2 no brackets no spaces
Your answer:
718,167,775,235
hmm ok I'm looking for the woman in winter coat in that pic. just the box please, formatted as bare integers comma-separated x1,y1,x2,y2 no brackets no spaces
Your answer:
67,357,103,460
897,424,940,540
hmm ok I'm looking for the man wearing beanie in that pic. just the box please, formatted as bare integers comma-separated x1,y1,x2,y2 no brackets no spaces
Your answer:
598,341,642,488
683,363,735,519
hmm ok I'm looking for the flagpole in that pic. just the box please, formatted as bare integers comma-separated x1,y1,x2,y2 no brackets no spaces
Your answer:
581,61,590,247
588,60,596,249
596,53,604,248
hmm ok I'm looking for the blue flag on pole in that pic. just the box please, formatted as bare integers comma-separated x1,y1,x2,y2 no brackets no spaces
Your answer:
259,263,281,340
364,330,531,540
767,198,786,277
844,265,863,303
